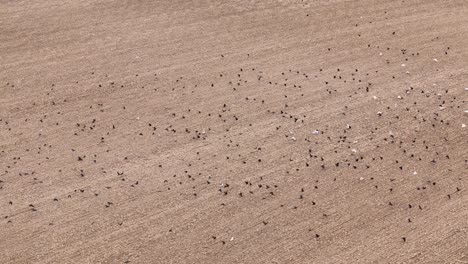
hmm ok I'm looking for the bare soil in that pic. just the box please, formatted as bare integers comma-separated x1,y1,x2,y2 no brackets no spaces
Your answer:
1,0,468,263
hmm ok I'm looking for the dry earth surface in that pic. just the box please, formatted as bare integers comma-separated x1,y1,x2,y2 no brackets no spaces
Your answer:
1,0,468,263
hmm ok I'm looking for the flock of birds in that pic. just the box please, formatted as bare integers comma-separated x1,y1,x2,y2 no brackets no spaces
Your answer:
0,5,467,263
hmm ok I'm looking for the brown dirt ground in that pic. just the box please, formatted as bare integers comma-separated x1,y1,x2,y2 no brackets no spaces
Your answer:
1,0,468,263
